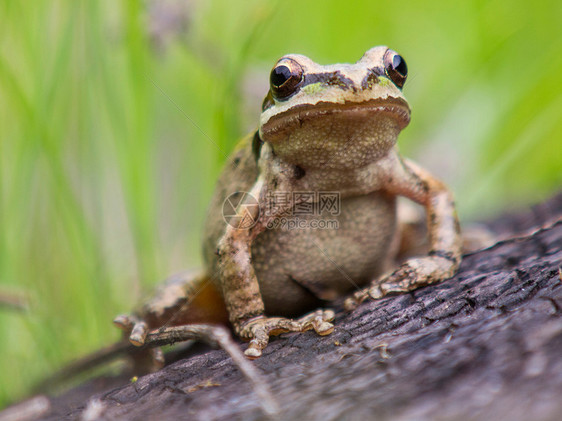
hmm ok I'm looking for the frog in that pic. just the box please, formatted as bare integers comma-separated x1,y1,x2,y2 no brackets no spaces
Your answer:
114,45,462,360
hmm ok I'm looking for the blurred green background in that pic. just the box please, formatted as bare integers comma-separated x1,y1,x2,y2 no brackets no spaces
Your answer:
0,0,560,406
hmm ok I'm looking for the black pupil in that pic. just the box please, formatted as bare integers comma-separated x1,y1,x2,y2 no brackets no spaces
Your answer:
271,65,292,87
392,55,407,77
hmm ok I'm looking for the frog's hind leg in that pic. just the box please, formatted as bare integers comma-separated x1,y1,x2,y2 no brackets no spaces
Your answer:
113,270,229,372
139,270,229,328
112,313,163,372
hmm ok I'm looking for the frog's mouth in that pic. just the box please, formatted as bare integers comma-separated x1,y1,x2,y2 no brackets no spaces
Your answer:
260,97,411,141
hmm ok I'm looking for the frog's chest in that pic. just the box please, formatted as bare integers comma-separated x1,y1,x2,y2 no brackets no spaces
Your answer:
251,192,397,316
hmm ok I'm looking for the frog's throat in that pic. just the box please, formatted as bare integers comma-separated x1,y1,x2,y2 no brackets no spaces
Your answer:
260,97,410,140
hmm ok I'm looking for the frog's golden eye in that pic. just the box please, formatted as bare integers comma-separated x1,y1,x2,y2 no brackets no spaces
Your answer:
383,49,408,89
270,58,304,100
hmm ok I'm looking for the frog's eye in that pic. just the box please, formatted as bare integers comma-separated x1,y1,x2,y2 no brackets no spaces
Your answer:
383,49,408,89
270,58,304,100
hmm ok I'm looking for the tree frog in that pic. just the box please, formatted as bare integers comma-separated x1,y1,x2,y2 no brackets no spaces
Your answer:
115,46,462,360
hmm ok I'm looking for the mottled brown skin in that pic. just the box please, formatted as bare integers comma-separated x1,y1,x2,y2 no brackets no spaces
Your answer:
138,271,229,329
115,46,462,360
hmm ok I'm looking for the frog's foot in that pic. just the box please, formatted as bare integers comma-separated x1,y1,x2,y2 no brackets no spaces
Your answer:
113,314,149,346
113,314,165,372
238,309,335,359
344,255,459,311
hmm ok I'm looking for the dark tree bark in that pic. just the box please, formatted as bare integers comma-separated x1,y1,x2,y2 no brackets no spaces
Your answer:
12,194,562,421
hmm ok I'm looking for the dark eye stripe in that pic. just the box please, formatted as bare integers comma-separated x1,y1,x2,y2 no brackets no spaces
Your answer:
262,68,386,112
302,71,354,91
263,71,356,111
360,67,384,90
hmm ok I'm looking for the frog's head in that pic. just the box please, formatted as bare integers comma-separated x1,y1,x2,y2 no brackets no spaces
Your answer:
259,46,411,169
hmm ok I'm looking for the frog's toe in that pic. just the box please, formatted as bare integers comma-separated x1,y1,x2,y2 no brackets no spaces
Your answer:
113,314,135,331
343,291,369,311
315,321,334,335
299,309,335,335
244,341,265,359
243,324,270,359
113,314,150,346
129,321,149,346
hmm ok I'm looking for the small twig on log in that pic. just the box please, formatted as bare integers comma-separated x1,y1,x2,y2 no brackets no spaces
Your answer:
145,325,280,418
36,325,280,419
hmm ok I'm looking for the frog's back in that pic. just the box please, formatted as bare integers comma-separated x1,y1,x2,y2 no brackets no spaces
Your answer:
202,132,260,270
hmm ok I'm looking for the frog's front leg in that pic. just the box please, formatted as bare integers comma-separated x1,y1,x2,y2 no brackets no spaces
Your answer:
345,155,462,310
217,175,335,358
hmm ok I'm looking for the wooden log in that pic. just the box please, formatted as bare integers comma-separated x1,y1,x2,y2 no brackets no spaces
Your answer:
19,193,562,421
